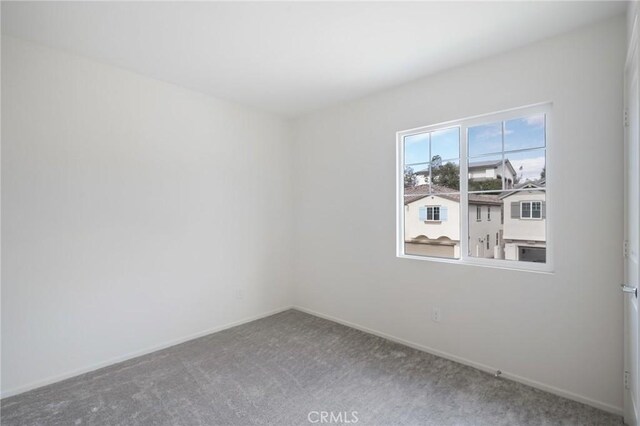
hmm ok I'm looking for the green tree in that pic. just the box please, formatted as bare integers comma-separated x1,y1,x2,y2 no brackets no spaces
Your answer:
468,179,502,192
540,167,546,180
404,166,417,188
432,161,460,190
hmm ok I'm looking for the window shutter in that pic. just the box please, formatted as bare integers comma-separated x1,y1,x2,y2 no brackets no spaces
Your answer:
419,206,427,221
541,201,546,219
440,206,448,221
511,202,519,218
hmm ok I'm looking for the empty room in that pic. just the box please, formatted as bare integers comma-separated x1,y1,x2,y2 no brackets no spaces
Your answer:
2,1,639,425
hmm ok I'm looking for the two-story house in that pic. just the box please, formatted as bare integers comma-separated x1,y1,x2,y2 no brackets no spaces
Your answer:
414,159,517,188
404,184,503,259
468,159,517,189
499,180,546,262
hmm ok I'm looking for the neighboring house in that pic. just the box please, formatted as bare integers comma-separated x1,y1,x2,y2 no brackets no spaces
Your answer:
468,159,517,189
414,159,517,188
404,184,503,258
468,196,505,259
499,180,546,262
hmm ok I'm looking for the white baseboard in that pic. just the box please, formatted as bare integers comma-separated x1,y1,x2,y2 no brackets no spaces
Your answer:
1,305,294,399
293,305,623,416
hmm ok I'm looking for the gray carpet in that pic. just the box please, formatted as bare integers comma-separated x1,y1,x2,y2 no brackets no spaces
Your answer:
1,309,623,425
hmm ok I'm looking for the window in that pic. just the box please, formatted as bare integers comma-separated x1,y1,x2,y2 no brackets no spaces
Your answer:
520,201,543,219
420,206,441,221
398,104,550,271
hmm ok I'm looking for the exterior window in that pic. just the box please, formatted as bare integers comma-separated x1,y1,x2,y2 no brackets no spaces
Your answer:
426,206,440,221
521,201,542,219
398,104,549,271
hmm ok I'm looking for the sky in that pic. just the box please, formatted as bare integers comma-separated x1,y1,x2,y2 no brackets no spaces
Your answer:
404,113,545,183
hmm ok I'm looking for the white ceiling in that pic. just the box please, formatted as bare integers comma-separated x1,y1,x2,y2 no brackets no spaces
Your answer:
2,1,627,117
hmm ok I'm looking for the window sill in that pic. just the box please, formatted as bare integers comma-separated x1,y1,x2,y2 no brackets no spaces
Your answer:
396,253,554,274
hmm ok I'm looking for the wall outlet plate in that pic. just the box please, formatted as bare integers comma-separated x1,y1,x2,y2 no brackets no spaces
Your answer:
432,308,442,323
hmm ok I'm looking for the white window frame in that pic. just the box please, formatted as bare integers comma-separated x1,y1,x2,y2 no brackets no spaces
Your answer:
520,201,543,220
487,206,491,221
425,205,441,222
476,206,481,222
396,103,553,273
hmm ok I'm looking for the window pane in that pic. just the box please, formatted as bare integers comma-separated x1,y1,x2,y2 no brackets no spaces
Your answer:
505,149,546,187
431,159,460,192
468,154,503,193
404,194,460,259
504,114,545,152
532,201,542,219
431,127,459,161
468,190,546,263
467,195,502,259
502,190,546,263
404,133,429,165
468,122,502,157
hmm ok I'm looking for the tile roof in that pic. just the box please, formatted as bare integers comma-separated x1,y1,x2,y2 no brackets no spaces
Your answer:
404,184,502,206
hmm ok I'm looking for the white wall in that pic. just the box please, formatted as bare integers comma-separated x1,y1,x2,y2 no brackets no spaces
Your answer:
1,37,293,396
292,16,625,413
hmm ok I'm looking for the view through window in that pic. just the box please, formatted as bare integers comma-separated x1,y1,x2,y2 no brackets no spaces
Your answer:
400,105,548,268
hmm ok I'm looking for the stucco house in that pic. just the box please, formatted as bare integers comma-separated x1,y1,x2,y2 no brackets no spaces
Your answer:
404,184,503,258
499,180,546,262
414,159,517,188
468,159,517,189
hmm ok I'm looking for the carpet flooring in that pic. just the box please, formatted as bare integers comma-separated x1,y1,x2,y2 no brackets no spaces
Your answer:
1,309,623,425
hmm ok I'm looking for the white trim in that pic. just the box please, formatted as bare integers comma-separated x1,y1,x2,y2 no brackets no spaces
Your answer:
293,306,623,416
0,306,294,399
425,205,441,222
520,200,543,220
397,103,553,273
397,102,551,139
624,6,639,425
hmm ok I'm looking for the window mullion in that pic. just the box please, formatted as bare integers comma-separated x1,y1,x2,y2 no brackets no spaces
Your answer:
428,132,432,193
460,125,469,261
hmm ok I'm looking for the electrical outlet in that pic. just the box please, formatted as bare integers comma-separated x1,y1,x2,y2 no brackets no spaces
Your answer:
432,307,442,323
625,371,631,390
236,289,244,300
